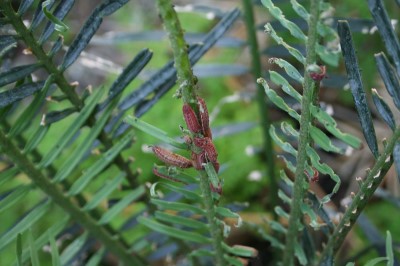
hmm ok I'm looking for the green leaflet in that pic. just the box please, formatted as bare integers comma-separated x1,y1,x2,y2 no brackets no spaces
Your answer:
152,165,198,184
86,247,105,266
270,125,298,156
386,231,394,266
151,198,205,216
0,201,51,251
98,186,145,225
6,72,50,137
124,116,187,149
67,130,135,195
82,173,125,211
39,87,105,168
28,229,40,266
204,161,221,195
16,215,70,265
222,242,255,258
309,124,344,154
53,94,120,182
264,23,306,64
23,125,49,153
0,185,32,213
278,189,292,204
261,0,307,41
300,202,323,229
154,211,208,231
60,233,89,265
310,105,362,149
270,71,303,101
215,207,242,227
138,216,211,244
150,181,202,202
275,206,290,220
294,240,307,265
49,234,61,266
306,145,341,203
258,78,301,121
269,219,287,234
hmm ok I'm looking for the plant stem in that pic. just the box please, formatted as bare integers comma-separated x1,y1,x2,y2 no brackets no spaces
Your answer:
282,0,320,265
155,0,197,109
319,127,400,263
0,129,146,266
241,0,277,210
155,1,225,265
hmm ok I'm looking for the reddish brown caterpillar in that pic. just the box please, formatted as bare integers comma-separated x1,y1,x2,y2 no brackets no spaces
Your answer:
304,168,319,182
193,137,218,162
152,146,193,168
197,97,212,139
309,65,326,82
183,103,202,134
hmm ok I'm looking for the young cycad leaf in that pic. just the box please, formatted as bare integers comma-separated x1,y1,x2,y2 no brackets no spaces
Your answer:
138,216,212,244
40,0,70,40
39,87,104,168
67,130,134,193
124,116,187,149
338,20,379,158
97,49,153,111
371,89,396,131
61,0,129,70
0,81,46,108
368,0,400,74
374,53,400,109
39,0,74,43
59,232,88,265
0,63,41,87
30,0,55,30
98,186,145,225
82,173,125,211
